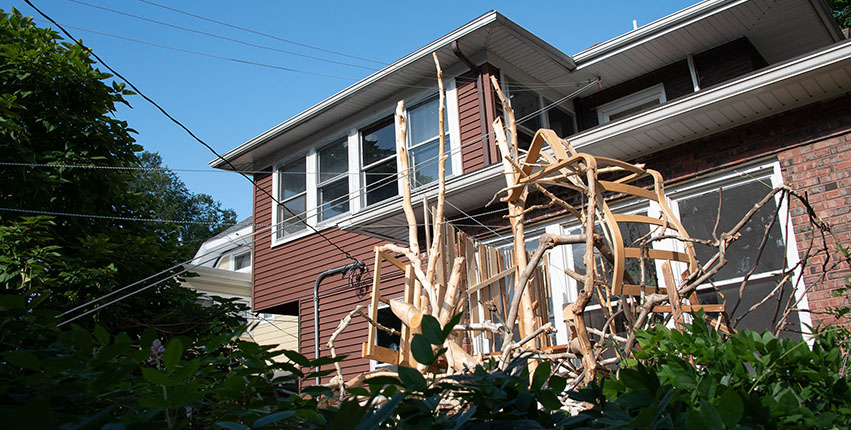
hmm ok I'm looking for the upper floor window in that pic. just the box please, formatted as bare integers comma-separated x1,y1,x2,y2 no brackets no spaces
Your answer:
361,117,398,206
318,139,349,221
277,156,307,239
407,96,451,188
504,75,576,150
597,84,666,124
360,95,453,206
233,251,251,271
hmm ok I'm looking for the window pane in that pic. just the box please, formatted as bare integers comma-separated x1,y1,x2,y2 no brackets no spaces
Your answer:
278,195,306,238
546,101,575,137
410,138,452,188
365,159,397,206
697,276,800,338
280,158,305,200
678,181,785,281
377,307,402,351
608,98,661,121
319,140,348,183
233,252,250,270
319,178,349,221
361,118,395,166
506,77,543,131
408,97,447,146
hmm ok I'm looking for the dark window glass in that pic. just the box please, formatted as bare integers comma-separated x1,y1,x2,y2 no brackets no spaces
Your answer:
697,276,800,338
361,118,395,166
365,159,397,206
319,179,349,220
377,306,402,351
233,252,250,270
677,181,785,280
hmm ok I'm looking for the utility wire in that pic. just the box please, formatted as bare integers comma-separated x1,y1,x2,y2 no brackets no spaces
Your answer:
25,0,360,264
69,0,379,72
136,0,386,66
0,207,241,226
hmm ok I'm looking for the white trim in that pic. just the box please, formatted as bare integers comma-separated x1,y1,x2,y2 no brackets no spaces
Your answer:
572,39,851,152
446,78,463,176
687,53,700,92
347,129,362,214
596,84,666,125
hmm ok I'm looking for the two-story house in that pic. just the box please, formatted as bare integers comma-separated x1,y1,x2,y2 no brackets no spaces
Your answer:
212,0,850,380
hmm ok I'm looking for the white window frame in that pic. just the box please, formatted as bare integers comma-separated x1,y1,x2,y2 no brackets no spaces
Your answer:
231,250,251,273
500,72,578,145
597,84,666,125
269,79,462,247
316,138,351,224
550,160,811,340
368,300,402,371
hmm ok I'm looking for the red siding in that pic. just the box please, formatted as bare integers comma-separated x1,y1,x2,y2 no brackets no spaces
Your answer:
458,70,485,173
252,172,405,381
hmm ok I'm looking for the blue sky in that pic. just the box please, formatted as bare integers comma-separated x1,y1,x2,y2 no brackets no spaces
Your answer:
8,0,695,220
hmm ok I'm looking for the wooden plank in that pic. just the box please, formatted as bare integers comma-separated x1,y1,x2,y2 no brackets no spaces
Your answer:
364,247,383,358
623,248,691,262
598,180,658,201
381,251,408,272
661,261,684,330
653,304,726,313
362,343,399,365
620,284,668,296
593,156,645,174
466,266,515,296
611,213,667,227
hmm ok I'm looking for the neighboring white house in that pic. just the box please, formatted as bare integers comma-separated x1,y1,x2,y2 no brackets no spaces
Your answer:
180,217,298,357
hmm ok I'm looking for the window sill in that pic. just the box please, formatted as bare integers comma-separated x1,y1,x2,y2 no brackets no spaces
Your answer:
269,213,350,248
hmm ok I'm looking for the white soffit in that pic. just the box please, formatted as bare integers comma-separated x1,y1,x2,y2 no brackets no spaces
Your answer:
571,39,851,160
571,0,840,90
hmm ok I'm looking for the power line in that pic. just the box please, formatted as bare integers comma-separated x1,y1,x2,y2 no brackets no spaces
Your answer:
68,0,379,72
24,0,361,265
0,207,240,226
136,0,386,66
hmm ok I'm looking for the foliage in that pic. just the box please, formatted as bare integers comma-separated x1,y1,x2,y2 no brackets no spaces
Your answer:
827,0,851,28
130,151,237,257
0,8,235,338
0,295,338,429
569,315,851,429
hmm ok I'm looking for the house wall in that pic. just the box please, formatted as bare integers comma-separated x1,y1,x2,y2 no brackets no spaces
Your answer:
637,93,851,327
575,38,766,131
458,64,501,173
252,315,299,358
252,171,406,381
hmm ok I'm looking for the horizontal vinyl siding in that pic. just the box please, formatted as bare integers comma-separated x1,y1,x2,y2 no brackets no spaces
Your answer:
252,172,406,383
458,70,485,173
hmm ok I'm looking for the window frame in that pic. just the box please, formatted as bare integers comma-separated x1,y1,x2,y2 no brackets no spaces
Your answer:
231,250,251,273
500,72,578,148
596,84,667,125
405,94,453,190
316,138,351,223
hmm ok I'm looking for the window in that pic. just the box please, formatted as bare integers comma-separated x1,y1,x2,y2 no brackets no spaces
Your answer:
673,174,799,335
233,251,251,271
597,84,666,124
407,96,452,188
504,75,576,150
361,117,398,206
547,162,806,342
317,139,349,221
277,156,307,239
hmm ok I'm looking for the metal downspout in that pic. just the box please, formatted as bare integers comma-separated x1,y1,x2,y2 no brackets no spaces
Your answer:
313,260,364,385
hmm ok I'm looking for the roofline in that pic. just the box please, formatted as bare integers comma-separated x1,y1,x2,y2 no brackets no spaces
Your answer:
573,0,844,65
573,0,745,64
211,11,501,169
212,11,577,169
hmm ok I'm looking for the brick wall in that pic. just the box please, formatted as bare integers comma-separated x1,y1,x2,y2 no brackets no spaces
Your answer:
460,94,851,328
778,136,851,327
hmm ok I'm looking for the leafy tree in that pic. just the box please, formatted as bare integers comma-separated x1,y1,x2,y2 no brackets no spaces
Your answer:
0,8,235,337
130,151,237,258
827,0,851,28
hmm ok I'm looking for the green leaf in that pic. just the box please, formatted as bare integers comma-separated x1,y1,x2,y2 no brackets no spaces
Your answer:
537,389,563,411
718,389,743,427
253,410,296,428
163,338,183,370
548,375,567,395
355,392,404,430
94,324,109,345
441,312,465,341
515,389,532,411
282,350,311,367
216,422,249,430
532,361,551,391
329,400,365,430
141,367,170,386
3,351,41,371
398,365,427,391
421,315,443,345
411,335,435,365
